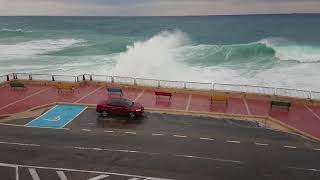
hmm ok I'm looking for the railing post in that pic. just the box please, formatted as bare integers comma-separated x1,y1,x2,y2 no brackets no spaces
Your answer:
75,76,77,83
134,78,137,86
52,75,55,81
184,82,186,89
158,80,160,88
90,75,92,81
309,91,312,100
212,83,215,91
274,88,277,96
83,74,85,81
13,73,17,80
6,75,9,81
111,76,114,83
29,74,32,80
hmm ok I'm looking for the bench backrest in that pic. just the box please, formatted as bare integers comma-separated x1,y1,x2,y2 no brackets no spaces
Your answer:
211,95,228,101
271,101,291,107
56,83,74,90
155,91,172,96
10,82,25,88
107,88,123,93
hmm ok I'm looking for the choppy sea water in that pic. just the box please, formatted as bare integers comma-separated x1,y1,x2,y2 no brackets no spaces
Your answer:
1,15,320,90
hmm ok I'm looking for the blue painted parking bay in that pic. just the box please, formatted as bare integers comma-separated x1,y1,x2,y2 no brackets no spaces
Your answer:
27,104,87,128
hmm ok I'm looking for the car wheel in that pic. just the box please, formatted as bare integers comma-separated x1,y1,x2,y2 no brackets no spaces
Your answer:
128,112,135,120
101,111,108,117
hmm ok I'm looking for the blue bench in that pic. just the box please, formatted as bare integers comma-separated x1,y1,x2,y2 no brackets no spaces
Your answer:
107,87,123,97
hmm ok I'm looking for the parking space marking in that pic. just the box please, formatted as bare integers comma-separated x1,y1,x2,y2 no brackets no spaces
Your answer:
284,145,297,149
0,141,40,147
0,86,53,111
226,140,241,144
200,137,215,141
88,174,109,180
304,104,320,121
57,171,68,180
313,148,320,151
26,105,87,129
254,142,269,146
287,166,320,172
5,163,172,180
242,97,251,115
75,86,104,103
185,94,192,111
134,89,145,102
173,135,187,138
82,129,91,132
29,168,41,180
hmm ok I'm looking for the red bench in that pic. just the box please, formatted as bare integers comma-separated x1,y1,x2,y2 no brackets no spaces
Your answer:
155,91,172,100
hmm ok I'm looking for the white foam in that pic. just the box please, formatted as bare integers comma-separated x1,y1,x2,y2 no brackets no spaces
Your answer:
0,39,85,59
1,28,32,33
260,38,320,62
112,31,190,80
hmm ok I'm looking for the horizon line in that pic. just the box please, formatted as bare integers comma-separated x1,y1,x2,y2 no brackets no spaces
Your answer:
1,13,320,17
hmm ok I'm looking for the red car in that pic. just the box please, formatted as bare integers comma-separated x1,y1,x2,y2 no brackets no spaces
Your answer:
96,98,144,119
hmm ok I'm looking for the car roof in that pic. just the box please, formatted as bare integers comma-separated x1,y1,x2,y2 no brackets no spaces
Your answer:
107,98,131,103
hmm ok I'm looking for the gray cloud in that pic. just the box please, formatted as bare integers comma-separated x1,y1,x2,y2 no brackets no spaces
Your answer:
0,0,319,16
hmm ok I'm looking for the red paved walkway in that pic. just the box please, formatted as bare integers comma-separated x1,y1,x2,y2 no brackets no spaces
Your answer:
0,84,320,140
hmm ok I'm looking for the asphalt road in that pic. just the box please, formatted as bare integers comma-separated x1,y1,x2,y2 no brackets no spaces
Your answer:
1,110,320,180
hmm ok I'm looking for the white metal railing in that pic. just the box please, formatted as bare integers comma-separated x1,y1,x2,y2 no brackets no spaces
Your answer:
2,72,320,100
135,78,159,87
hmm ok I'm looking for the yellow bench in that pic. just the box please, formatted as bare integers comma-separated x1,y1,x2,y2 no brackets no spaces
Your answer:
56,83,75,93
210,95,228,106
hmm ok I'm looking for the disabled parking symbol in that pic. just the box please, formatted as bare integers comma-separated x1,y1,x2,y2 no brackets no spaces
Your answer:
44,115,61,122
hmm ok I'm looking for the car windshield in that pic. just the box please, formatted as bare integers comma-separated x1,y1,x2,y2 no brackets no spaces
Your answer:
124,99,134,107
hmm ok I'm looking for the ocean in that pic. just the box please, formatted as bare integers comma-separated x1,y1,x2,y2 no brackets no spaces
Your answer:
1,15,320,91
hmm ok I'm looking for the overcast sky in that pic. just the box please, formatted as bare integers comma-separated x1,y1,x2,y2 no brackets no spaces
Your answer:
0,0,320,16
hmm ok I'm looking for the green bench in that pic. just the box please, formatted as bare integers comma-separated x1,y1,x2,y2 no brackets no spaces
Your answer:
270,101,291,111
10,82,26,90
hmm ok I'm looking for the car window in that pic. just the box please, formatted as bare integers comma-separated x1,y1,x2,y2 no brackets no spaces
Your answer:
108,101,123,107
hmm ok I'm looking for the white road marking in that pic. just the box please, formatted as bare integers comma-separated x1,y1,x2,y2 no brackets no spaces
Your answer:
73,146,140,154
81,129,91,132
174,154,242,164
173,135,187,138
226,140,241,144
88,174,109,180
128,178,140,180
242,97,251,115
0,122,69,130
72,146,241,164
104,130,114,133
283,145,297,149
134,89,145,102
125,132,137,135
313,148,320,151
304,104,320,121
4,163,172,179
0,141,40,147
254,142,269,146
0,86,53,111
287,166,320,172
75,86,104,103
185,94,192,111
200,137,215,141
57,171,68,180
29,168,40,180
152,133,164,136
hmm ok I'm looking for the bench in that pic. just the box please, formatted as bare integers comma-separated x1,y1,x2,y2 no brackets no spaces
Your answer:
270,101,291,111
210,95,228,106
155,91,172,100
56,83,75,93
107,87,123,97
10,82,26,90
